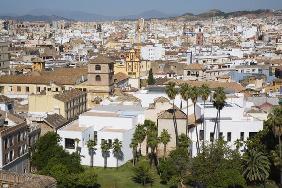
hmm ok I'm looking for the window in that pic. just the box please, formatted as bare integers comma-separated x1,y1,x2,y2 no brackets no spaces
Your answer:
9,150,13,162
95,65,101,71
187,71,191,76
17,86,21,92
210,132,214,142
25,86,29,92
199,130,204,141
8,86,12,92
108,139,112,147
65,138,75,149
101,139,105,144
4,138,8,149
17,133,20,142
249,132,257,139
219,132,223,139
94,131,97,143
37,87,40,92
95,75,101,81
227,132,232,142
240,132,244,141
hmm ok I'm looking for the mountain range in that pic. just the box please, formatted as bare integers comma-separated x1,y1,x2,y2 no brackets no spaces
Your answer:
0,9,280,22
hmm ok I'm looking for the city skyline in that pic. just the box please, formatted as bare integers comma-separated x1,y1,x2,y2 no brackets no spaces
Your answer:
1,0,282,17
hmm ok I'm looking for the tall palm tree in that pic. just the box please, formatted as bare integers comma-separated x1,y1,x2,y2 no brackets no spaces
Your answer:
200,84,211,143
212,87,226,140
243,150,270,185
134,124,146,156
146,121,159,167
101,140,111,169
165,82,179,146
180,83,192,137
267,105,282,185
112,139,123,169
130,138,138,166
190,86,200,154
159,129,171,158
87,139,97,167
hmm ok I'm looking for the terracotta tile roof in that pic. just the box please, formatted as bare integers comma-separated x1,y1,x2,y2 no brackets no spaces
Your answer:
158,107,187,119
165,80,245,92
54,89,86,102
0,67,87,85
0,95,13,103
154,97,170,104
32,57,44,63
113,72,128,83
89,55,114,64
44,113,68,130
184,63,204,70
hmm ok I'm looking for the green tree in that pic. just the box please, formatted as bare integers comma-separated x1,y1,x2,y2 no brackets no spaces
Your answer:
132,160,154,186
112,139,123,169
160,129,171,158
87,140,97,168
212,87,226,141
190,86,200,153
101,140,111,169
200,84,211,143
147,68,155,85
180,83,192,136
243,150,270,185
165,82,179,146
189,139,245,188
77,168,99,188
134,124,146,156
146,121,159,167
267,105,282,185
130,138,138,166
178,133,191,151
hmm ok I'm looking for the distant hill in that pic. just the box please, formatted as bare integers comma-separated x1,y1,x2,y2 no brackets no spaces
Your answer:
174,9,278,21
0,14,72,22
0,9,280,22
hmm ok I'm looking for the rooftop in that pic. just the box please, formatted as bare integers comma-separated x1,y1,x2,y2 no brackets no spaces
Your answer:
54,89,86,102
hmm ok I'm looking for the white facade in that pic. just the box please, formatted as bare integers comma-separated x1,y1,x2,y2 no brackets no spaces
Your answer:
57,104,145,167
141,44,165,61
189,94,264,157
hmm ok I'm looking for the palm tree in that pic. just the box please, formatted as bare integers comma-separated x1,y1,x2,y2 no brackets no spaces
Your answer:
267,105,282,185
200,84,211,144
180,83,192,136
165,82,179,147
101,140,111,169
134,124,146,156
190,86,200,154
146,122,159,167
243,150,270,185
159,129,171,158
212,87,226,140
112,139,123,169
87,139,97,167
130,138,138,166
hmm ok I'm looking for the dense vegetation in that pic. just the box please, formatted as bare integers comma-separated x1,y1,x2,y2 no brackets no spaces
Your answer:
30,83,282,188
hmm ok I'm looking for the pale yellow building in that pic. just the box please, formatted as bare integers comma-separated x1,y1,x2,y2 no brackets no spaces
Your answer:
29,89,87,120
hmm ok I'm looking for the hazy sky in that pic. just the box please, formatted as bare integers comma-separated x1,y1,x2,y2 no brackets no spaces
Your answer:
1,0,282,16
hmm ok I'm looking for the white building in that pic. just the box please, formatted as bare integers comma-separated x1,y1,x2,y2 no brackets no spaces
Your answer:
141,44,165,61
57,104,145,167
189,93,264,157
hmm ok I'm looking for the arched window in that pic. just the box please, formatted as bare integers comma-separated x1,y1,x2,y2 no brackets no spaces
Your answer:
95,65,101,71
95,75,101,81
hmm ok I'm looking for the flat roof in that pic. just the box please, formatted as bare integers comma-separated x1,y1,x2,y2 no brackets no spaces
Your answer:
91,104,145,113
60,120,89,132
